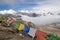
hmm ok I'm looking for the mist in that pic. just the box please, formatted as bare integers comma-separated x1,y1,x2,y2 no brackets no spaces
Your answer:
21,15,60,26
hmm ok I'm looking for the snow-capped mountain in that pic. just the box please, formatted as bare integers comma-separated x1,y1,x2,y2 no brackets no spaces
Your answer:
0,9,60,26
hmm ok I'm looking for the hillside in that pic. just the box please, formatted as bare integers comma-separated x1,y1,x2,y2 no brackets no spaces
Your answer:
37,23,60,36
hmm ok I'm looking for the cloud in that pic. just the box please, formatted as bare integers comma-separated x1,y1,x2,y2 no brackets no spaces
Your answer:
0,9,16,14
0,0,26,8
19,10,33,13
22,14,60,25
0,0,15,5
0,0,60,11
31,0,60,14
32,5,60,14
19,10,30,13
0,0,46,9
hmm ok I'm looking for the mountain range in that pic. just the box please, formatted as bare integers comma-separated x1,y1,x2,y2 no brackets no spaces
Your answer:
0,9,60,26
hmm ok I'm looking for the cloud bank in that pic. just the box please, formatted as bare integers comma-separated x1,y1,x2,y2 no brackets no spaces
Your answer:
0,9,16,14
32,0,60,14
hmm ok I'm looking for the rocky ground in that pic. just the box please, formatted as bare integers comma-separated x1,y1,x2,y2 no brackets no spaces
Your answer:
37,23,60,37
0,26,32,40
0,23,60,40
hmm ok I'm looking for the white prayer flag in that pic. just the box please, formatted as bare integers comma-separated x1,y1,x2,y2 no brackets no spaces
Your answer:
28,27,37,38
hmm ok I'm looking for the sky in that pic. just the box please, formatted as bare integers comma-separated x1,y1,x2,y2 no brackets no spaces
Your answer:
0,0,60,25
0,0,60,13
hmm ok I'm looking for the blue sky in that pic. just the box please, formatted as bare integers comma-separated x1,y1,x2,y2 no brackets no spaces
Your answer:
0,0,45,11
0,0,60,11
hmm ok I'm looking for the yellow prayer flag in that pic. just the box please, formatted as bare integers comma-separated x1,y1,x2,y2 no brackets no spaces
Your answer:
18,23,25,31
